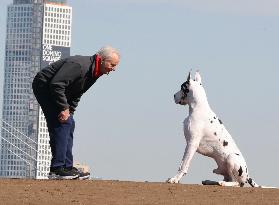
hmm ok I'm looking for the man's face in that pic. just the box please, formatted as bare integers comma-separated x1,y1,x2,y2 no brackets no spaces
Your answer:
100,53,120,75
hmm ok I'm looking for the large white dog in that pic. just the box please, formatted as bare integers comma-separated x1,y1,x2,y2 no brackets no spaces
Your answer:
167,71,259,187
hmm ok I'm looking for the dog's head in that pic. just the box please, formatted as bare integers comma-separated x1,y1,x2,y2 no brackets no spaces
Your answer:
174,71,206,105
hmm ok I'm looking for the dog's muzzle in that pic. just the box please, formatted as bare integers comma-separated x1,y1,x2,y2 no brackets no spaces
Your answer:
174,93,184,104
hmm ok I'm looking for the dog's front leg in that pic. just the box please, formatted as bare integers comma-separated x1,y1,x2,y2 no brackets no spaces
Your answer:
167,139,199,183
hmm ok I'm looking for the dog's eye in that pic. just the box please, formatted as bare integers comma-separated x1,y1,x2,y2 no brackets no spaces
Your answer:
184,88,189,94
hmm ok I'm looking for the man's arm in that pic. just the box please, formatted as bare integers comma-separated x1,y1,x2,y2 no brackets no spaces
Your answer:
69,97,81,113
49,62,81,112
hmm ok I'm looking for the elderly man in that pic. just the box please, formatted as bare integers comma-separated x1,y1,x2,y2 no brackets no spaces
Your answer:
32,46,120,179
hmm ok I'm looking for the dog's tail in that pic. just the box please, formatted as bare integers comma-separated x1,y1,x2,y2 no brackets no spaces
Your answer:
247,178,259,187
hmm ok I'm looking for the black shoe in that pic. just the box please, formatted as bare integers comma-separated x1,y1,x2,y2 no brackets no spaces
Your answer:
66,167,90,180
48,167,79,180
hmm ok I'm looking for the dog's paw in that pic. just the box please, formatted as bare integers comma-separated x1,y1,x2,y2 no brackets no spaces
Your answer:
218,181,226,186
166,177,179,184
218,181,240,187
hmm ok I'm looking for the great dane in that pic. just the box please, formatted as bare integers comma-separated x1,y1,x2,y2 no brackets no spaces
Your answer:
167,71,259,187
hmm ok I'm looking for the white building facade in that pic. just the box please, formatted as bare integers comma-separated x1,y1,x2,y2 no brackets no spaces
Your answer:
0,0,72,179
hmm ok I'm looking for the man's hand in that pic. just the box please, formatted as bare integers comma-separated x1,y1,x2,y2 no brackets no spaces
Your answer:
58,108,70,123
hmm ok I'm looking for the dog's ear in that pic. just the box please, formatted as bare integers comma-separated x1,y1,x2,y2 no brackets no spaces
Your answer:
194,71,202,83
186,72,191,84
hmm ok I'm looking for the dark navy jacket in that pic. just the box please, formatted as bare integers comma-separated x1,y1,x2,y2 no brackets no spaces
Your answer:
33,55,99,113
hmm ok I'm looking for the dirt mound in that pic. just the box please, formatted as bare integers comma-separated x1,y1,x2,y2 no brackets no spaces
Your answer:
0,179,278,204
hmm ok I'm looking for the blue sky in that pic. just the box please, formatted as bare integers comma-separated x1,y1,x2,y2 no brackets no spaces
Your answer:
0,0,278,186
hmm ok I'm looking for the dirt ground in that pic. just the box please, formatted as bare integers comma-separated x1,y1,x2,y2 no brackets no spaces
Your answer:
0,179,278,205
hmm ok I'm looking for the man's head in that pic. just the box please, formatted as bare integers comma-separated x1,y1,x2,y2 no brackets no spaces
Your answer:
97,46,120,75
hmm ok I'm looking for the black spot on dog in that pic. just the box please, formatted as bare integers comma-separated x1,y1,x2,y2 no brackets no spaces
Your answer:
238,166,243,176
235,153,240,156
223,141,228,146
181,82,189,94
247,178,258,187
210,121,213,123
214,117,217,119
214,132,217,136
218,119,223,124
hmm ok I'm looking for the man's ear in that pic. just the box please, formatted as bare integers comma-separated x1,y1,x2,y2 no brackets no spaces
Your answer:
194,71,202,83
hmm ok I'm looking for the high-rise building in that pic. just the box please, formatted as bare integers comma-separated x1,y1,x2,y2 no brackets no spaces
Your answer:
0,0,72,179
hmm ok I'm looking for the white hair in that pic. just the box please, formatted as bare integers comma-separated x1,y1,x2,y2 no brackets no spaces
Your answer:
97,46,120,60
